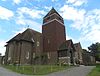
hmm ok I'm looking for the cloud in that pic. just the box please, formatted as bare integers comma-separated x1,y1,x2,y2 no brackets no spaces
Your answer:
82,30,100,42
15,6,45,32
44,6,52,10
0,40,6,56
72,9,100,46
52,0,58,2
16,18,42,32
17,7,46,19
13,0,21,4
80,9,100,42
0,6,14,20
66,0,87,6
60,5,86,21
60,3,100,48
12,27,26,36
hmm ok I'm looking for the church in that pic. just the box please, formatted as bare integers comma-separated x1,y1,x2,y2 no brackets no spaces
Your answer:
4,8,83,65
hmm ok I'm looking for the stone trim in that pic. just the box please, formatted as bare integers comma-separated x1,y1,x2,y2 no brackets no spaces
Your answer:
43,19,64,26
59,56,70,59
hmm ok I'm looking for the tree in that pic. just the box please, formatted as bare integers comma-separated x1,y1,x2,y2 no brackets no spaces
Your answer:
88,42,100,61
0,53,1,56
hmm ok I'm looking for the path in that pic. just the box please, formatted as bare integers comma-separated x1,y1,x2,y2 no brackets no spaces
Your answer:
47,65,95,76
0,66,27,76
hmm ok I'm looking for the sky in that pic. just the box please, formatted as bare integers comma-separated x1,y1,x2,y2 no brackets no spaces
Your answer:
0,0,100,56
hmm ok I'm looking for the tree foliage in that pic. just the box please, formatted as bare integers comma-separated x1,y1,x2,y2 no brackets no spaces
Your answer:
88,42,100,61
0,53,1,56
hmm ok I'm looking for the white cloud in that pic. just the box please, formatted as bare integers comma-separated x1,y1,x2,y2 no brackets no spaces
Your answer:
0,40,6,56
82,30,100,42
60,5,86,21
66,0,87,6
52,0,58,2
17,7,45,19
0,6,14,20
60,3,100,48
16,18,42,32
44,6,52,10
13,0,21,4
71,9,100,45
14,7,43,34
12,27,26,36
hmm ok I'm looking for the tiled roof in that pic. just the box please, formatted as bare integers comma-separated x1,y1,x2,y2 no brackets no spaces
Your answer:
7,33,22,43
7,28,42,43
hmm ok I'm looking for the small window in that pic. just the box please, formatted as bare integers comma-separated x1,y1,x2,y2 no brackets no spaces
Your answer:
48,39,50,44
8,57,11,61
26,52,29,59
37,41,39,46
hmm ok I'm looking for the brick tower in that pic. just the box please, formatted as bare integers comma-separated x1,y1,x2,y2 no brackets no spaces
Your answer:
42,8,66,64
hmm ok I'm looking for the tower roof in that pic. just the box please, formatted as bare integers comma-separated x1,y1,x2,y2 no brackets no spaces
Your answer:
44,7,62,19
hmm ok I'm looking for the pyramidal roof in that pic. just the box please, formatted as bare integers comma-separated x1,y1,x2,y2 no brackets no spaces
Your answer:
44,7,62,19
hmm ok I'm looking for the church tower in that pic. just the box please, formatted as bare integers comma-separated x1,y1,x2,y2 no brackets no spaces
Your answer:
42,8,66,64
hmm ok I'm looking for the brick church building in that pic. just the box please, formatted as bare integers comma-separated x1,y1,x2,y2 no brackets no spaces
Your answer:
5,8,83,65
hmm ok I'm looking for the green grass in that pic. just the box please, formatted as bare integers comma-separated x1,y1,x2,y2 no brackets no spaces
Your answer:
2,65,70,75
87,64,100,76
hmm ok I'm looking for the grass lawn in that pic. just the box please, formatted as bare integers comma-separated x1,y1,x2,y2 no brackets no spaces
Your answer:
87,64,100,76
2,65,70,75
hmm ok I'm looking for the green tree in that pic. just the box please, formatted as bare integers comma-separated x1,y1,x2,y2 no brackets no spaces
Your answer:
88,42,100,61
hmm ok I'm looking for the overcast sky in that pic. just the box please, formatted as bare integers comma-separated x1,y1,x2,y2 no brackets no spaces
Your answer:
0,0,100,55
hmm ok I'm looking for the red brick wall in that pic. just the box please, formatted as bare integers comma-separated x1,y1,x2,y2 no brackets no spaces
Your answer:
42,20,66,64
